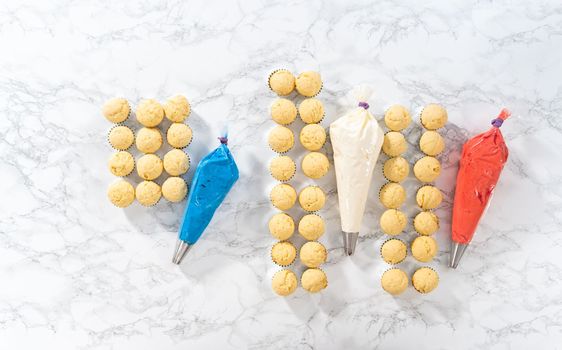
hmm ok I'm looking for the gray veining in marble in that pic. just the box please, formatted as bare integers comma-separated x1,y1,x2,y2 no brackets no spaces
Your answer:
0,0,561,349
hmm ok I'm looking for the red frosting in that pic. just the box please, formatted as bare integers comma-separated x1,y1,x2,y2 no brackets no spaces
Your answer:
452,109,510,244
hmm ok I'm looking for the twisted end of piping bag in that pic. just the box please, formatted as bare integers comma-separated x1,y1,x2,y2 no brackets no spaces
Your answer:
172,130,239,265
491,108,511,128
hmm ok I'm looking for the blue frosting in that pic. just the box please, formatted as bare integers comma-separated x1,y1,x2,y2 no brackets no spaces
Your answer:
178,141,239,244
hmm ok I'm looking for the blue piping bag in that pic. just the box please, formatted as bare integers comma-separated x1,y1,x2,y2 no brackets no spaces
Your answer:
172,136,239,264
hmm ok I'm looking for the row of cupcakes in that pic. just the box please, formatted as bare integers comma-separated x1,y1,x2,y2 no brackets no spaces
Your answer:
378,105,445,295
104,95,192,208
267,69,328,296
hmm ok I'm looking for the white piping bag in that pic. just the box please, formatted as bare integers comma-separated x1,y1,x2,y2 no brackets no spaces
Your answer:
329,86,384,255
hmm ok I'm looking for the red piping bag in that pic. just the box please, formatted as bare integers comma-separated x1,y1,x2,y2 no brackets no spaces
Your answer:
450,109,510,268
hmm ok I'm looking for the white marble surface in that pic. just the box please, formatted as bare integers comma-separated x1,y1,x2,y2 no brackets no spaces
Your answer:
1,0,561,349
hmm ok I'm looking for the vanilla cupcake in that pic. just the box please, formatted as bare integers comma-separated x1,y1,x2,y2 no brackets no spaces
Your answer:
413,156,441,182
162,176,188,202
136,98,164,127
271,241,297,267
383,157,409,183
299,241,327,268
295,71,322,97
380,209,407,236
413,211,439,236
136,154,163,180
269,156,296,182
136,127,162,154
380,239,407,265
298,186,326,212
107,179,135,208
271,269,298,296
102,97,130,123
419,131,445,156
301,268,327,293
108,151,135,177
268,125,294,153
163,149,190,176
298,98,324,124
268,213,295,240
301,152,329,179
384,105,411,131
382,132,407,157
300,124,326,151
164,95,190,122
167,123,193,149
298,214,325,240
381,268,408,295
135,181,161,207
420,104,447,130
270,98,297,125
411,236,438,263
270,183,297,211
416,185,442,210
108,125,134,150
268,70,295,96
412,267,439,294
379,182,406,209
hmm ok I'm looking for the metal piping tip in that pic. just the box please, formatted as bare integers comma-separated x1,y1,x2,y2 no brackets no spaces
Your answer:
449,242,468,269
172,240,192,265
342,232,359,256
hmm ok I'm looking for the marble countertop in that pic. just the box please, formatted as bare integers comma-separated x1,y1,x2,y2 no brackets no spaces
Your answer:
1,0,561,349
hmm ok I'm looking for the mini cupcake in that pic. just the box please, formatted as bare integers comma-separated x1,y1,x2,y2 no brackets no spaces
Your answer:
135,180,162,207
137,154,163,180
384,105,411,131
420,104,448,130
300,124,326,151
269,156,296,182
413,211,439,236
416,185,443,210
413,156,441,182
298,214,325,240
167,123,193,149
268,213,295,240
271,241,297,267
102,97,130,123
298,186,326,212
379,209,407,236
411,236,438,263
163,149,190,176
379,182,406,209
383,157,410,183
107,179,135,208
295,71,322,97
268,69,295,96
136,98,164,127
299,241,327,268
270,98,297,125
419,131,445,156
108,125,135,150
412,267,439,294
271,269,298,296
164,95,190,122
381,268,408,295
161,176,188,203
301,152,330,179
301,268,327,293
108,151,135,177
380,238,407,265
135,127,163,154
270,183,297,211
298,98,324,124
382,132,408,157
268,125,294,153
